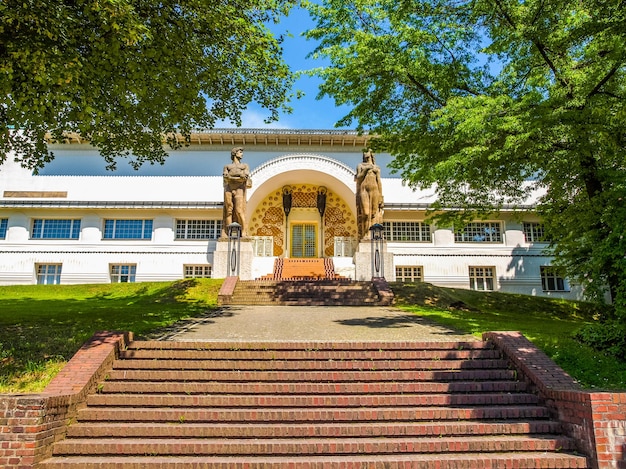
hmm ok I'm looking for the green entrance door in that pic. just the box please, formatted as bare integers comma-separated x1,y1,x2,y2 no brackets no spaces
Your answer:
290,224,317,258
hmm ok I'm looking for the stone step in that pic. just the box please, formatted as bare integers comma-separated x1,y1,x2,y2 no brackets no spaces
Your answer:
76,405,552,423
66,420,562,439
118,348,502,360
104,368,519,382
125,340,490,351
37,452,589,469
110,358,510,371
86,392,539,408
52,435,576,457
98,379,529,395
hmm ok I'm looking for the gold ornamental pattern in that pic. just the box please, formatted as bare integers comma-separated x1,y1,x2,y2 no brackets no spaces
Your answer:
249,184,356,257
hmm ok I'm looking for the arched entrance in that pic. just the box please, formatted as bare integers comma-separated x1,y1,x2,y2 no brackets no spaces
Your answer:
247,155,358,258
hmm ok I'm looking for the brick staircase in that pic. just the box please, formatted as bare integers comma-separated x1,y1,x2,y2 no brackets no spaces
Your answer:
229,278,382,305
38,340,589,469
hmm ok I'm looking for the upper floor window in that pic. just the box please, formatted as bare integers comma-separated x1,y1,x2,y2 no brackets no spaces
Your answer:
0,218,7,239
383,221,432,242
175,219,222,240
541,266,568,292
455,222,502,243
36,264,62,285
104,219,153,240
523,222,546,243
32,219,81,239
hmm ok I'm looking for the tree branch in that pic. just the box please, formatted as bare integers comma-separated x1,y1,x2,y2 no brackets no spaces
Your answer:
405,72,446,107
587,62,622,99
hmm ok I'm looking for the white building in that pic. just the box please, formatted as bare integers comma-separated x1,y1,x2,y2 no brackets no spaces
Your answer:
0,129,579,299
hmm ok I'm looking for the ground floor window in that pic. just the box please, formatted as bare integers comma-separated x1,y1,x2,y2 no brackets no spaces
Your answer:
395,266,423,282
541,266,568,292
110,264,137,283
184,265,212,278
36,264,62,285
469,266,495,291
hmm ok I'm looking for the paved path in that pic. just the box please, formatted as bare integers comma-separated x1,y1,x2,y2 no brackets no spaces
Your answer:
149,305,477,342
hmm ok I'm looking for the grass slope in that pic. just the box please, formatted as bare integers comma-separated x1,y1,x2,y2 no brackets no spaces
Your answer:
391,282,626,390
0,279,221,392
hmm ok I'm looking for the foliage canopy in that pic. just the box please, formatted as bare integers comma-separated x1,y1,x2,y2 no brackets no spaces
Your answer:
1,0,296,170
306,0,626,309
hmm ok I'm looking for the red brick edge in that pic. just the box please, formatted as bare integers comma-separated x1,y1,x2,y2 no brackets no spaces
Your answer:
484,331,626,469
0,331,131,469
217,275,238,306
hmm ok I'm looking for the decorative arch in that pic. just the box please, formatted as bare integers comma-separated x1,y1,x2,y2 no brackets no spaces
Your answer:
247,154,358,257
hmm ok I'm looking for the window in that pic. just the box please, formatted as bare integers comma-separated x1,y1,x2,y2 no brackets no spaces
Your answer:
251,236,274,257
383,221,431,242
36,264,62,285
176,219,222,240
110,264,137,283
523,222,546,243
469,266,495,291
334,237,356,257
104,220,152,240
541,266,568,292
32,219,81,239
456,222,502,243
184,265,212,278
395,266,423,283
0,218,7,239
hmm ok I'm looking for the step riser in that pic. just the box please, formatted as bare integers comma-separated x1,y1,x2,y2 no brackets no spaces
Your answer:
111,358,510,371
125,341,490,350
119,349,502,360
104,369,518,381
86,393,539,408
53,436,575,456
99,380,528,394
36,455,590,469
66,421,563,439
77,406,551,423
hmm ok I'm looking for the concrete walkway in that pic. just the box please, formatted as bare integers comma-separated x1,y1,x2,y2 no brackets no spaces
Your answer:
148,305,477,342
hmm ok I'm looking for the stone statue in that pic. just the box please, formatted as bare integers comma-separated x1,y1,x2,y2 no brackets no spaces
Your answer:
222,146,251,237
355,149,383,240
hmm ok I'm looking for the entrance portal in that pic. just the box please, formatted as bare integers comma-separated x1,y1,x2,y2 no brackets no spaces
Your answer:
291,224,317,258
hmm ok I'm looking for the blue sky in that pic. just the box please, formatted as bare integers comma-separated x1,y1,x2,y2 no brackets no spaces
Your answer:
225,5,352,130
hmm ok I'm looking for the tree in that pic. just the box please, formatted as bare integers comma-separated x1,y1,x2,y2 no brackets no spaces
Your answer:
1,0,296,170
306,0,626,309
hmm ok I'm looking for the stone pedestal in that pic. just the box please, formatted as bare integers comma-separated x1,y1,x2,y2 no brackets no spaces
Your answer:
354,241,395,281
213,238,254,280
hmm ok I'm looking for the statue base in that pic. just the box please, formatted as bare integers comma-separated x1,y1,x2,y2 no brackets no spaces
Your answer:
212,238,255,280
354,241,395,281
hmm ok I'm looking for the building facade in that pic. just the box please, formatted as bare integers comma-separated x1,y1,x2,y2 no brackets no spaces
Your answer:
0,129,579,299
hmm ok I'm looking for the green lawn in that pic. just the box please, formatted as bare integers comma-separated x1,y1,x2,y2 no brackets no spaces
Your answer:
0,279,222,392
1,279,624,393
390,281,625,390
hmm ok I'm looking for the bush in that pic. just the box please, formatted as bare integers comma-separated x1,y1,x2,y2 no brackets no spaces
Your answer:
573,321,626,362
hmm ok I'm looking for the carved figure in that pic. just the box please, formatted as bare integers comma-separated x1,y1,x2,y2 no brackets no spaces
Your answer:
355,149,383,239
222,147,251,237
